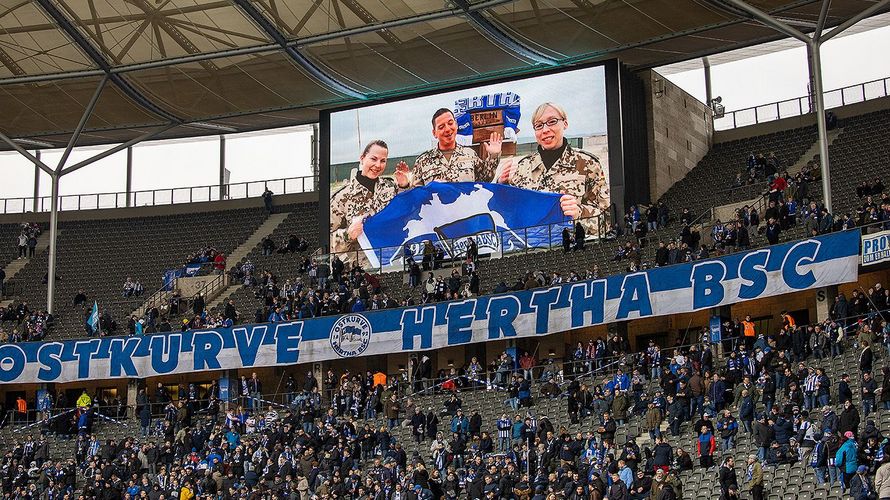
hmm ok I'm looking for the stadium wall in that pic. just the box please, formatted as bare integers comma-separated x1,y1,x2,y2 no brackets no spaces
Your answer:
641,69,714,202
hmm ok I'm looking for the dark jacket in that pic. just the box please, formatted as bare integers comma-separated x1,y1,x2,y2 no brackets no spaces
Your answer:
839,407,861,437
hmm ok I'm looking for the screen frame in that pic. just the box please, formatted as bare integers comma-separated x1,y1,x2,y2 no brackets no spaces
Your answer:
318,58,627,252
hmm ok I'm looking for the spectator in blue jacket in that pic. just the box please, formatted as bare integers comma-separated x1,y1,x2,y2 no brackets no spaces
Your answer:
836,431,859,493
351,297,366,313
773,414,794,445
611,369,630,392
450,409,469,436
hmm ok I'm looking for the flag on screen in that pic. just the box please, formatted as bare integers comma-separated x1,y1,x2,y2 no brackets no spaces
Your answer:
87,301,100,335
359,182,571,269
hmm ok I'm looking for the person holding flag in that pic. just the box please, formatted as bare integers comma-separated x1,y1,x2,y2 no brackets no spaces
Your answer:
500,102,610,233
330,140,404,260
85,301,100,336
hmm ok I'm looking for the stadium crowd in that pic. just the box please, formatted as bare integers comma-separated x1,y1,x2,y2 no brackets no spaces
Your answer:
0,302,50,343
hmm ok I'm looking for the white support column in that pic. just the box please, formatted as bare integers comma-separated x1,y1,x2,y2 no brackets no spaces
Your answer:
46,173,60,314
219,135,226,201
33,152,41,212
126,379,139,419
125,146,133,208
807,41,833,213
311,123,319,192
815,285,838,322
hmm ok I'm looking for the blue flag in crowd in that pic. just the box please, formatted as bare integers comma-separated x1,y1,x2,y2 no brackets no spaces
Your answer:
359,182,570,269
87,301,99,334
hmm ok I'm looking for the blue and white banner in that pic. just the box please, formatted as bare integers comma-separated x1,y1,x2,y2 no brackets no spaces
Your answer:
0,230,860,384
709,316,722,343
359,182,572,270
861,229,890,266
454,92,521,139
163,265,205,291
162,268,182,291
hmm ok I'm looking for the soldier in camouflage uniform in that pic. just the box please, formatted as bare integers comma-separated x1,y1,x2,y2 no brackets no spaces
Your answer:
501,102,610,236
330,140,405,263
395,108,504,188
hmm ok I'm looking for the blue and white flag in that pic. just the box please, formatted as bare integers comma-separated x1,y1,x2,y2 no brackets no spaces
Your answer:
87,301,99,335
454,92,521,139
163,268,183,291
359,182,571,269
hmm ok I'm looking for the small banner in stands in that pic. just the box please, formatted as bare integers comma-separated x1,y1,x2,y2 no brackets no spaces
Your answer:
0,229,861,384
861,229,890,266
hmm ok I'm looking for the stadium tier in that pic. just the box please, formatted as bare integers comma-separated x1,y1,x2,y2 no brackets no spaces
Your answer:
1,208,269,340
829,109,890,217
658,125,819,218
222,204,322,324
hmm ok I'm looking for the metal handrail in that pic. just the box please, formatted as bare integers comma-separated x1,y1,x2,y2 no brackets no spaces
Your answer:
0,175,317,215
129,261,220,319
191,272,228,309
715,76,890,131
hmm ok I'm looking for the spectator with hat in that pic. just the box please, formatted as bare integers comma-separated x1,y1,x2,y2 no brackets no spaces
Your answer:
837,430,860,493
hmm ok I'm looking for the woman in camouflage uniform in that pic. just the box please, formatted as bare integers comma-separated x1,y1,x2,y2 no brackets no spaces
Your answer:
329,140,406,261
500,102,610,235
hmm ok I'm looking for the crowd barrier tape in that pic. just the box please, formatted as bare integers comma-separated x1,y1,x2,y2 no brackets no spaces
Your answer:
0,229,861,384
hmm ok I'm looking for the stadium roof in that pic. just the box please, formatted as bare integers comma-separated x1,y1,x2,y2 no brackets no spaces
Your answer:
1,0,888,149
658,10,890,74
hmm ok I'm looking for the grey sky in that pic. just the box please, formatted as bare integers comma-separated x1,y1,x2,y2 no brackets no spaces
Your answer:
329,66,607,164
662,25,890,112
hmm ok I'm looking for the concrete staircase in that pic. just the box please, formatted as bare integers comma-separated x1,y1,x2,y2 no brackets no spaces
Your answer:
787,126,844,175
711,128,845,223
204,284,243,312
200,211,293,314
2,230,51,282
714,196,761,223
225,212,289,272
1,230,52,308
130,212,290,318
131,287,172,319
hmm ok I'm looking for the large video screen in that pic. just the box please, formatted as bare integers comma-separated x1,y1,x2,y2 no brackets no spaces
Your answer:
328,66,610,270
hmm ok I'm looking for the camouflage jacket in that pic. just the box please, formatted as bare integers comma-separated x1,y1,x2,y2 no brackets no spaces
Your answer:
330,174,398,255
511,143,610,224
410,145,498,187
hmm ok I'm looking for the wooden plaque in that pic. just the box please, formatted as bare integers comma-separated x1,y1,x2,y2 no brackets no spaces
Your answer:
471,109,505,143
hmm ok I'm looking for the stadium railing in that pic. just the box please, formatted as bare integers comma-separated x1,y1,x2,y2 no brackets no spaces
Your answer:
715,75,890,131
0,175,316,215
